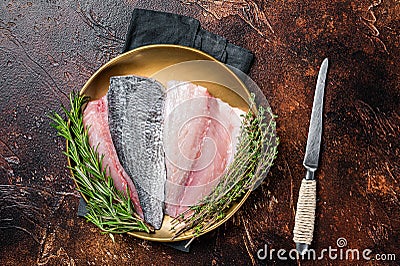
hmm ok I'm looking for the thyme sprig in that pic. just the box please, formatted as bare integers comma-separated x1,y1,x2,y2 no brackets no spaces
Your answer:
50,92,151,234
171,94,279,244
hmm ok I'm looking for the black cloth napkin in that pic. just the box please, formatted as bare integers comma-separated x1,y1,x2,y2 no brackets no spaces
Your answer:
123,8,254,74
78,8,255,252
77,197,88,217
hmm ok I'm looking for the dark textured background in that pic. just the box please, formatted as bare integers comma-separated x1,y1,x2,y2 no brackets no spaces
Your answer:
0,0,399,265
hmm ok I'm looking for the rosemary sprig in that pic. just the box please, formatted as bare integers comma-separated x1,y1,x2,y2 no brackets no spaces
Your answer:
49,92,151,234
171,94,279,243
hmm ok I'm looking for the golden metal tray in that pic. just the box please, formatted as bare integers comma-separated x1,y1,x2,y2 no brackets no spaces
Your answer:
78,44,252,242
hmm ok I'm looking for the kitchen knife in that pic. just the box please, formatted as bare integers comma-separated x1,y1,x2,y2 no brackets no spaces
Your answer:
293,58,328,254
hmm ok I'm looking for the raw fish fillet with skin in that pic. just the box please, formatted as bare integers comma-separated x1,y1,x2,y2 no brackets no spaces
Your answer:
82,96,144,218
108,76,166,229
164,81,245,218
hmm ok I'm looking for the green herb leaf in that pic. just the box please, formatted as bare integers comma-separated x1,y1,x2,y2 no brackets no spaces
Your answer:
49,92,151,234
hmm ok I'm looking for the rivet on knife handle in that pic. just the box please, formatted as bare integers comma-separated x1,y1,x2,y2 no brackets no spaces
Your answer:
293,178,316,246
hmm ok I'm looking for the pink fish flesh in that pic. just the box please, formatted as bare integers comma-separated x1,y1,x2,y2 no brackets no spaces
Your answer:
164,81,245,217
82,96,144,218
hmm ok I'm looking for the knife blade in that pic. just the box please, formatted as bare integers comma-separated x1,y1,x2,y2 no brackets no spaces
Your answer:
293,58,328,254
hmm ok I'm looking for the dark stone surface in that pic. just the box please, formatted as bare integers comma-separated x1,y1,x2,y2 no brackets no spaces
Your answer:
0,0,399,265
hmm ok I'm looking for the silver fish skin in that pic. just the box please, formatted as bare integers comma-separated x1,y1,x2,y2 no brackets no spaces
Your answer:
107,75,166,229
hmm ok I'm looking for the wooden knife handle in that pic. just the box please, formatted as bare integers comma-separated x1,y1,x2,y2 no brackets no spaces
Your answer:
293,179,317,245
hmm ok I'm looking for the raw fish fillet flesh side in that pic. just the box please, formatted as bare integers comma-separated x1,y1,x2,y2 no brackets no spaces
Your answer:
82,96,144,218
107,76,166,229
163,81,211,217
174,97,245,215
164,81,245,218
